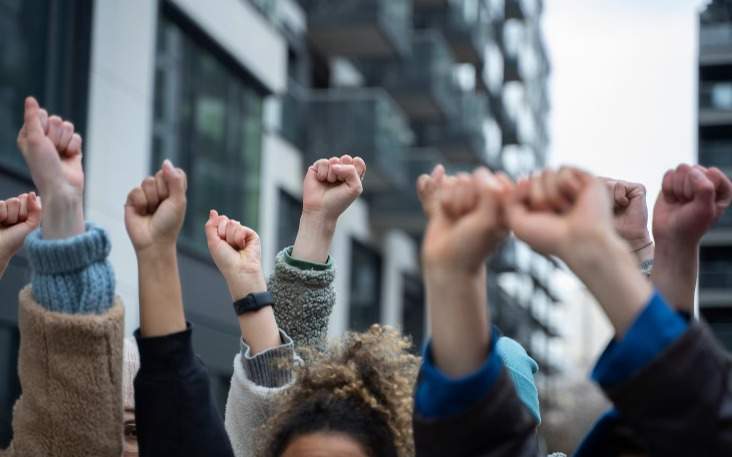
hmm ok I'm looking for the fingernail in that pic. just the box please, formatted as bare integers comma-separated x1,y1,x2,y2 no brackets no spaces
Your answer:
163,159,173,168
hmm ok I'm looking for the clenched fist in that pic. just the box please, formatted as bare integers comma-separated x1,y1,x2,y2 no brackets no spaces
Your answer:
205,211,266,300
0,193,42,277
125,160,187,254
303,155,366,223
422,168,513,274
600,177,651,252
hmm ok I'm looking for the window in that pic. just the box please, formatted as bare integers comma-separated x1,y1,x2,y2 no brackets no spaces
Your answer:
0,0,92,177
153,10,264,251
401,272,425,352
348,239,383,331
0,321,20,447
701,246,732,289
277,189,302,252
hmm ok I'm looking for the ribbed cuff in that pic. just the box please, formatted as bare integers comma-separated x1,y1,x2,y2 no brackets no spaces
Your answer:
135,324,196,376
240,329,295,388
283,246,332,271
26,223,115,314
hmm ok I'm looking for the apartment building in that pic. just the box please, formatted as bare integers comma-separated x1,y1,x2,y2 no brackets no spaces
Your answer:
698,0,732,350
0,0,556,439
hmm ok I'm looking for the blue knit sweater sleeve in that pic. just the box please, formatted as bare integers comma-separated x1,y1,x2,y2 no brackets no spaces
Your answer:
24,223,115,314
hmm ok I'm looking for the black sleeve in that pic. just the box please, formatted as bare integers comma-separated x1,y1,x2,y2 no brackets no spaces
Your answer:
604,322,732,457
134,325,235,457
413,368,540,457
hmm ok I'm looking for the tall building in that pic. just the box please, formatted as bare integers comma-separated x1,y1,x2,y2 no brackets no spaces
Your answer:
0,0,556,441
698,0,732,350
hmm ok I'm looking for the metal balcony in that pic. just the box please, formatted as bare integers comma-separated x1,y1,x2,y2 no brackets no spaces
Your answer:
369,148,444,234
413,92,490,164
300,0,412,58
360,31,458,121
415,0,490,65
700,81,732,126
303,88,414,192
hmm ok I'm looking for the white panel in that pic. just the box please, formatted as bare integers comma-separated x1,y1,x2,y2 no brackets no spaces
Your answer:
85,0,159,335
380,230,419,329
169,0,287,93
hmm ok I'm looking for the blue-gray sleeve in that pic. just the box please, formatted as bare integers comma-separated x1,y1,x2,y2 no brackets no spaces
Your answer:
24,223,115,314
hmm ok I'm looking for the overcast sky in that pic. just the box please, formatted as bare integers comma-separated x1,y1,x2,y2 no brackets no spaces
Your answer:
544,0,708,213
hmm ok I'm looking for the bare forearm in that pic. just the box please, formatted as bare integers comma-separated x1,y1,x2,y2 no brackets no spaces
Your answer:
425,265,491,378
651,242,697,314
227,272,281,354
567,234,654,338
137,246,186,337
42,193,85,240
291,212,335,263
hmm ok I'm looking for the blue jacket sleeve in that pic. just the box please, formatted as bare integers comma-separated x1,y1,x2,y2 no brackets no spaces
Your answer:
592,291,687,388
415,330,502,419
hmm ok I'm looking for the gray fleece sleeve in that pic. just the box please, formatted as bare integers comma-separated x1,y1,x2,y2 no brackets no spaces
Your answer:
267,247,335,352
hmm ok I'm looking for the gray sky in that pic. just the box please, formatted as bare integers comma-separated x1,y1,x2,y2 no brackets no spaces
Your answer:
544,0,707,214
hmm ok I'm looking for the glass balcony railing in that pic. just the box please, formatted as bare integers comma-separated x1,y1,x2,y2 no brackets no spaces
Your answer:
280,81,308,149
304,88,413,191
699,141,732,169
700,23,732,51
300,0,412,58
414,92,489,163
360,30,458,121
415,0,490,65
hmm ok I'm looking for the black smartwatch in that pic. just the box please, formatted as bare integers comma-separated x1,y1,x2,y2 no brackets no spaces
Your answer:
233,291,274,316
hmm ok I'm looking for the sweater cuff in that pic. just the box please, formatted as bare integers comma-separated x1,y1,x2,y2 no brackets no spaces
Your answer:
25,223,115,314
283,246,332,271
240,329,295,388
415,330,501,419
134,324,196,376
592,291,687,387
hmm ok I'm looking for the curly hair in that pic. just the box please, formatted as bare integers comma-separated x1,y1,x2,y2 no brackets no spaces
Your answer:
259,324,420,457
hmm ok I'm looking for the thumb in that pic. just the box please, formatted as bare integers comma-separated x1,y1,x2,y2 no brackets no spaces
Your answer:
23,97,45,138
204,210,221,245
331,164,362,193
689,168,715,207
25,192,42,228
162,160,187,201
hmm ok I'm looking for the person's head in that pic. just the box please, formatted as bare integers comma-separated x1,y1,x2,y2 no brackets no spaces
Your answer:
122,337,140,457
261,325,419,457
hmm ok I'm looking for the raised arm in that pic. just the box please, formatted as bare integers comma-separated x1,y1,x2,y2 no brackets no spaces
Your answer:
269,155,365,351
413,168,539,457
651,164,732,314
2,96,123,457
125,160,234,457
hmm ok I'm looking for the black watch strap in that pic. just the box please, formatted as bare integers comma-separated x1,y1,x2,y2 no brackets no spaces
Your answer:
233,291,274,316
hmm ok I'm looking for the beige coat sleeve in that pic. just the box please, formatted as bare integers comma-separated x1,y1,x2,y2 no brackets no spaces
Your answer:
0,286,124,457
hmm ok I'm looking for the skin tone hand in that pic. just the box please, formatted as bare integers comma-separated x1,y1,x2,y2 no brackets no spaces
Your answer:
205,211,280,353
600,177,654,264
292,155,366,263
651,164,732,313
16,97,84,240
0,193,42,278
505,168,653,338
125,160,188,337
422,167,513,378
416,164,446,217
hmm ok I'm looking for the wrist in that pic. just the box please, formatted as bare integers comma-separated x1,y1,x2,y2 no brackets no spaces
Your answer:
136,244,177,264
41,192,85,240
292,211,336,264
561,229,621,272
226,272,267,301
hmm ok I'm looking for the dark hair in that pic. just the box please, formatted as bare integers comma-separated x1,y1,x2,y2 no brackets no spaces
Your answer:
268,393,399,457
258,325,419,457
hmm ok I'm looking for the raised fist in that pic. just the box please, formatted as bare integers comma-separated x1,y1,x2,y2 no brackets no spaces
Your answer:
125,160,187,253
600,177,651,251
303,155,366,223
0,193,42,275
421,168,513,274
16,96,84,239
653,164,732,244
506,167,614,262
204,211,265,300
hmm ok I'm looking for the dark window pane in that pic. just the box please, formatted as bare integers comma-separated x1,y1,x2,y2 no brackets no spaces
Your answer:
0,0,49,174
348,239,382,331
701,246,732,289
401,272,424,353
277,189,301,252
153,13,263,252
